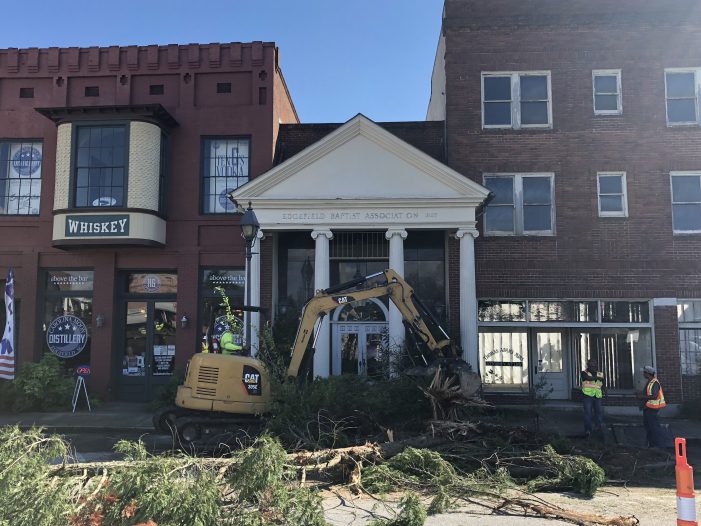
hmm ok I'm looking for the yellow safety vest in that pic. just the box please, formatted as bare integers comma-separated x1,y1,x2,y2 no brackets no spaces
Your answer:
645,378,666,409
581,371,604,398
220,330,243,355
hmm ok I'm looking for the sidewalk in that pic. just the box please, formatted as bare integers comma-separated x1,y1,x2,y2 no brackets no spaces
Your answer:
0,402,154,433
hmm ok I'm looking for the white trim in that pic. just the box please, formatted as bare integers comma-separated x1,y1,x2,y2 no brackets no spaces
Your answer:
482,173,555,236
670,171,701,234
592,69,622,115
664,68,700,127
481,71,553,130
597,171,628,217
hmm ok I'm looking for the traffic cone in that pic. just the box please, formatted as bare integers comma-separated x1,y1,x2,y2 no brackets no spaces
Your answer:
676,438,698,526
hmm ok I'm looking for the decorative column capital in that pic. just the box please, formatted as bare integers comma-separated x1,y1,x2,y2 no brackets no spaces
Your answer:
311,229,333,241
385,228,408,241
455,228,479,240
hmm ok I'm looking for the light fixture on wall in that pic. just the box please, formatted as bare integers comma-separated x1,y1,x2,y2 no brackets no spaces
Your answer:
180,314,190,329
95,314,105,328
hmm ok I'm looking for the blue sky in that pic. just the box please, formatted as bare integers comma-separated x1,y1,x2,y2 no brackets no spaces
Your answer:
0,1,444,123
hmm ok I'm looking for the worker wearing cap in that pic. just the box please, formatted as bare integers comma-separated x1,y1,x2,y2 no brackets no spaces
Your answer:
580,359,605,439
639,365,666,448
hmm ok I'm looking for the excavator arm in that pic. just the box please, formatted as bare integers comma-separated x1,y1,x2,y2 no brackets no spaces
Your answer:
286,269,456,378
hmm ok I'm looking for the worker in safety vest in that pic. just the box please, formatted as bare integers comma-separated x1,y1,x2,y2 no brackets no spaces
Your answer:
639,365,667,448
220,327,244,355
580,359,605,438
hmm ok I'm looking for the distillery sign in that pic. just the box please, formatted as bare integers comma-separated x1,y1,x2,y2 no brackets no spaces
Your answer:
46,315,88,358
65,215,130,237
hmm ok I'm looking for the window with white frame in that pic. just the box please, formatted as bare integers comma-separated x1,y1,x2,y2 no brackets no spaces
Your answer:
665,69,699,125
0,140,42,214
678,300,701,375
482,72,552,129
593,70,622,115
483,173,554,235
670,172,701,233
597,172,628,217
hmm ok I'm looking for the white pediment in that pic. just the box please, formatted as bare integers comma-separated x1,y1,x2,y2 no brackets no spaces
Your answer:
231,114,489,230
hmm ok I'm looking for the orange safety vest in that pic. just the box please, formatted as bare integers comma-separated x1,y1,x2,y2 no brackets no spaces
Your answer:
645,378,666,409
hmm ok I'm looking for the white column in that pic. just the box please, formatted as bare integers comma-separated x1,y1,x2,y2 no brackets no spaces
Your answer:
385,229,407,350
249,230,264,356
311,229,333,378
456,228,479,370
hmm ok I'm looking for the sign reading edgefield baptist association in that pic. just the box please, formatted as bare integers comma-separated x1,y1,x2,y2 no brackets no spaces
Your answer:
65,215,130,237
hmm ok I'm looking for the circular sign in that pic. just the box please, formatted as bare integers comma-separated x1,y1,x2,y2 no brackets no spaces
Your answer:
12,146,42,176
218,189,236,212
46,315,88,358
76,365,91,377
142,274,161,293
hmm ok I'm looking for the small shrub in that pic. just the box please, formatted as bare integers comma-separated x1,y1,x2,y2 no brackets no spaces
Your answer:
9,354,74,412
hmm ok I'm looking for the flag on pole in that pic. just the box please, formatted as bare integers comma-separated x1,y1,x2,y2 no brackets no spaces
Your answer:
0,268,15,380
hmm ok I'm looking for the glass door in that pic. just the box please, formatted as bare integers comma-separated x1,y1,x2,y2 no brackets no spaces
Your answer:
333,323,387,377
118,300,177,401
532,330,568,399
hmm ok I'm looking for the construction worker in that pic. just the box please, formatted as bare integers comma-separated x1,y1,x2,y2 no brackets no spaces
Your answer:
639,365,666,448
220,326,243,355
580,358,605,439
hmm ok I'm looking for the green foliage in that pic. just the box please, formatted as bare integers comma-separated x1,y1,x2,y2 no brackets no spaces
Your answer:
0,426,73,526
427,487,454,515
370,493,427,526
526,444,607,497
364,448,457,494
215,286,244,336
7,354,74,412
230,435,288,503
149,369,185,410
256,322,291,383
267,375,431,449
104,442,222,526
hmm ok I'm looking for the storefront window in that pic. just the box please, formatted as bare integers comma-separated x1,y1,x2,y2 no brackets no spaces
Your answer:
478,301,527,322
479,330,529,392
573,328,653,392
200,269,245,353
41,270,94,372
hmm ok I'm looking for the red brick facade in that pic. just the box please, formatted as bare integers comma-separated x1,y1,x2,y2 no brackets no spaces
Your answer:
438,0,701,403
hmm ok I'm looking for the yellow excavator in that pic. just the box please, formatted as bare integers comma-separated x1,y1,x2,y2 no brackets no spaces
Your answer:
154,269,480,445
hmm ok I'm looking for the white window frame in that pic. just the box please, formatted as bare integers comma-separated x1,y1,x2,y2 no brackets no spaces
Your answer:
665,68,700,127
483,173,555,236
481,71,553,130
597,172,628,217
592,69,622,115
670,171,701,234
678,300,701,375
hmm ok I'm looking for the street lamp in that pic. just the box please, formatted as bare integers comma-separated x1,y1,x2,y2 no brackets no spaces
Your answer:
238,201,259,351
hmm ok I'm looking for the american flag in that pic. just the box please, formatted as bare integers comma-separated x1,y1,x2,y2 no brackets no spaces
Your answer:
0,268,15,380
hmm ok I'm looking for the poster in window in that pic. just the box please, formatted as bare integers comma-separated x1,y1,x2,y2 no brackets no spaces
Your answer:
4,143,42,214
208,140,248,213
152,344,175,375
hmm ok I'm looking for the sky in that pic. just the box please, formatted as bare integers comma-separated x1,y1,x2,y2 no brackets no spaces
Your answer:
0,0,445,123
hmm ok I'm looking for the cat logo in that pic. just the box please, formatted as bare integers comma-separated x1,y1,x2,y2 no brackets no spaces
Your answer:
335,296,349,304
244,373,260,384
242,365,262,396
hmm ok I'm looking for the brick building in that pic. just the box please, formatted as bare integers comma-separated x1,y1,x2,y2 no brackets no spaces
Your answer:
0,42,297,401
427,0,701,405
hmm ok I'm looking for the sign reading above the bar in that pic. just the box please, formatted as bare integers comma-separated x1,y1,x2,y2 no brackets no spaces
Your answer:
65,215,130,237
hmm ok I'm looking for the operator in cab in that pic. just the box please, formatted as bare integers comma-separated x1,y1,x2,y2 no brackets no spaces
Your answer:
220,326,244,355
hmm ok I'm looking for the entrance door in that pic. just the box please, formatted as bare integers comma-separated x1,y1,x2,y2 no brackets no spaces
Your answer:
118,300,177,401
333,323,387,377
532,330,568,399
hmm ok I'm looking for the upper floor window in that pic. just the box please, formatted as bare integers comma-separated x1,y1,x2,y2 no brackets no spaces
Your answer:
593,70,622,115
671,172,701,233
482,72,552,129
0,141,42,215
74,125,127,208
202,137,250,214
665,69,699,126
483,173,554,236
678,300,701,375
597,172,628,217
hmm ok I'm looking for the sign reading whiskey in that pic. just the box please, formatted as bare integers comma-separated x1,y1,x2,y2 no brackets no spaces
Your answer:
65,215,130,237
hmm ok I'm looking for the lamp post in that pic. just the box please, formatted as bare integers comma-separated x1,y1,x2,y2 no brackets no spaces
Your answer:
238,201,260,351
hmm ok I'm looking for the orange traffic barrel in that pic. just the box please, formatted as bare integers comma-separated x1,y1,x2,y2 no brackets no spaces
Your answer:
676,438,698,526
